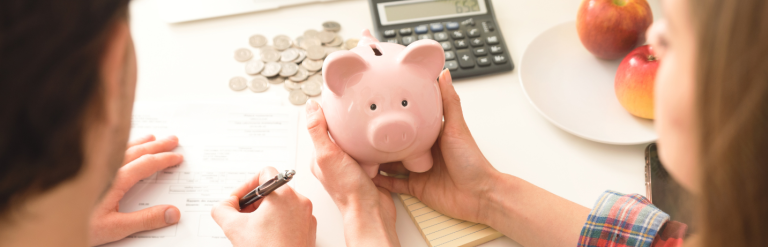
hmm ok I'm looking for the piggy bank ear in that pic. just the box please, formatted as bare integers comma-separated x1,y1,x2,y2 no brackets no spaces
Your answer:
397,40,445,79
323,51,369,96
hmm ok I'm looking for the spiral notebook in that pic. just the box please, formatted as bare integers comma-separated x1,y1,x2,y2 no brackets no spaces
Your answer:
398,194,503,247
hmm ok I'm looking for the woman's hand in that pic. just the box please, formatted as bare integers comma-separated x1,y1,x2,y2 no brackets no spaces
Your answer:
89,135,184,246
211,167,316,247
372,70,502,225
306,99,400,247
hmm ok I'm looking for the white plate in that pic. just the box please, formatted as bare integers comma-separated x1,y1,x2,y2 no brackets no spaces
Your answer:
519,21,657,145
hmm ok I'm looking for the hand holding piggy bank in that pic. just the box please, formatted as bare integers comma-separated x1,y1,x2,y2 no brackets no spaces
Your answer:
321,29,445,178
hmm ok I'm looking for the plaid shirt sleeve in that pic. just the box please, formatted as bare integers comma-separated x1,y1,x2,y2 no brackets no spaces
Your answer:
578,190,683,247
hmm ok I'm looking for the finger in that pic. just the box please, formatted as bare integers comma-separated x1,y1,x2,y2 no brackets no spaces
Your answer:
372,174,411,195
309,215,317,247
113,153,183,192
437,69,466,126
379,162,409,176
114,205,180,236
236,167,279,212
305,99,339,153
124,135,180,164
127,134,155,148
211,195,241,227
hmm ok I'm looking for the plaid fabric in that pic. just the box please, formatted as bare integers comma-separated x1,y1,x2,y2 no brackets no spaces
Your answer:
578,191,672,247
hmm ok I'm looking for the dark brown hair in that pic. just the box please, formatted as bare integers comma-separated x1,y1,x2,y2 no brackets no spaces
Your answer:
690,0,768,246
0,1,129,217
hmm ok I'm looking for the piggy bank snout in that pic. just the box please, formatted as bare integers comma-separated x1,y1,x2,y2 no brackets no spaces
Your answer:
368,116,417,153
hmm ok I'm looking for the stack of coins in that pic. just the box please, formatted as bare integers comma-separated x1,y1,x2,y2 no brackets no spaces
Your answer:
229,21,360,105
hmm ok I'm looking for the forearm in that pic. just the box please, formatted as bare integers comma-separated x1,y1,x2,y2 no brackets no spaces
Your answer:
482,173,590,247
339,203,400,247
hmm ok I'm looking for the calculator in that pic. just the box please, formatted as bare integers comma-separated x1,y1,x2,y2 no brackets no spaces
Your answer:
367,0,514,80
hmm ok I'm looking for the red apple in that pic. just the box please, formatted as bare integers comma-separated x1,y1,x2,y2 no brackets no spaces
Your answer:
577,0,653,60
615,45,658,119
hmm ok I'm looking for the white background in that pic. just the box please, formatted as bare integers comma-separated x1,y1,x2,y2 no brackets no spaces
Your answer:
128,0,663,246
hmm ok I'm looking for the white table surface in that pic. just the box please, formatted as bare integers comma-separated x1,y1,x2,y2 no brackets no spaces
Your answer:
128,0,663,246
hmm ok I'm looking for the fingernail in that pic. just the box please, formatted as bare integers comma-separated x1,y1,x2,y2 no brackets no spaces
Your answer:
166,135,178,141
442,69,452,83
141,134,154,140
306,99,318,114
165,208,179,224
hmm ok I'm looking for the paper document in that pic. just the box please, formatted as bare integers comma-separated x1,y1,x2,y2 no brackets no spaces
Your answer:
103,101,298,247
398,194,503,247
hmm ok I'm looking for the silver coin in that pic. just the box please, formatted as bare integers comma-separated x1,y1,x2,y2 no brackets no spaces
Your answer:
301,76,323,96
327,35,343,47
273,35,292,51
279,62,299,77
304,29,320,39
345,38,360,49
248,76,270,93
260,48,281,62
288,90,309,105
301,59,324,72
306,45,326,60
295,36,305,49
289,67,309,82
325,46,344,55
301,37,322,50
292,49,307,64
284,79,303,91
322,21,341,32
268,76,284,84
234,48,253,62
245,60,265,75
229,76,247,91
280,48,300,62
261,62,281,77
249,34,268,48
318,31,336,44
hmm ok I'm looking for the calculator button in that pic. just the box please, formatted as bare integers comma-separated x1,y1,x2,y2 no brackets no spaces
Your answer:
473,47,488,56
386,38,400,44
470,38,484,47
450,30,465,39
461,18,475,27
402,36,416,46
483,21,496,32
446,22,460,30
444,51,456,60
454,39,468,49
444,60,459,71
433,32,449,41
440,41,452,51
418,34,432,40
383,30,396,38
399,28,413,35
492,55,508,64
477,57,491,66
467,28,481,38
489,45,503,54
486,36,500,45
430,23,444,32
457,50,475,68
415,25,429,34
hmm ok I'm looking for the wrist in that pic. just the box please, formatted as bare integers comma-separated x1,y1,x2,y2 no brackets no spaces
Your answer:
340,203,399,247
479,172,518,228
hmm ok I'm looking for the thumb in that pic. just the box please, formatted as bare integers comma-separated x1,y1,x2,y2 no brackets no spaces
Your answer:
372,174,411,195
437,69,467,127
305,99,337,152
116,205,180,235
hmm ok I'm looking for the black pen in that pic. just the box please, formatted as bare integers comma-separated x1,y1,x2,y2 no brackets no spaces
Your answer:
238,170,295,209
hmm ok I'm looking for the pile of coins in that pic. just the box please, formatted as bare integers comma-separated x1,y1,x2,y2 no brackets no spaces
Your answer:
229,21,360,105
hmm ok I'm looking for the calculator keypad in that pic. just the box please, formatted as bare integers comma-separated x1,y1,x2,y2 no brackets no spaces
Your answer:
380,18,511,76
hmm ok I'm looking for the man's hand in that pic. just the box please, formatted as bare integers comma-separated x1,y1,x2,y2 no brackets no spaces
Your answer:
306,99,400,247
211,167,316,247
372,70,502,225
89,135,184,246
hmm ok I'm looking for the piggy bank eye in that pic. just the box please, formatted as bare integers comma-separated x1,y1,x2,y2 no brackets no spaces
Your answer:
401,100,408,107
370,104,377,111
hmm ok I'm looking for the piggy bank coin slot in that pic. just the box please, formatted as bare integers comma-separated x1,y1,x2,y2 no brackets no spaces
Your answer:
370,44,383,56
370,104,377,111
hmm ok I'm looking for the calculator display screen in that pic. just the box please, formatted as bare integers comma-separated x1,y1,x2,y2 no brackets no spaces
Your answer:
378,0,487,25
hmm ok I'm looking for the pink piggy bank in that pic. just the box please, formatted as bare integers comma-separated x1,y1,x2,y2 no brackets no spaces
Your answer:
321,29,445,178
